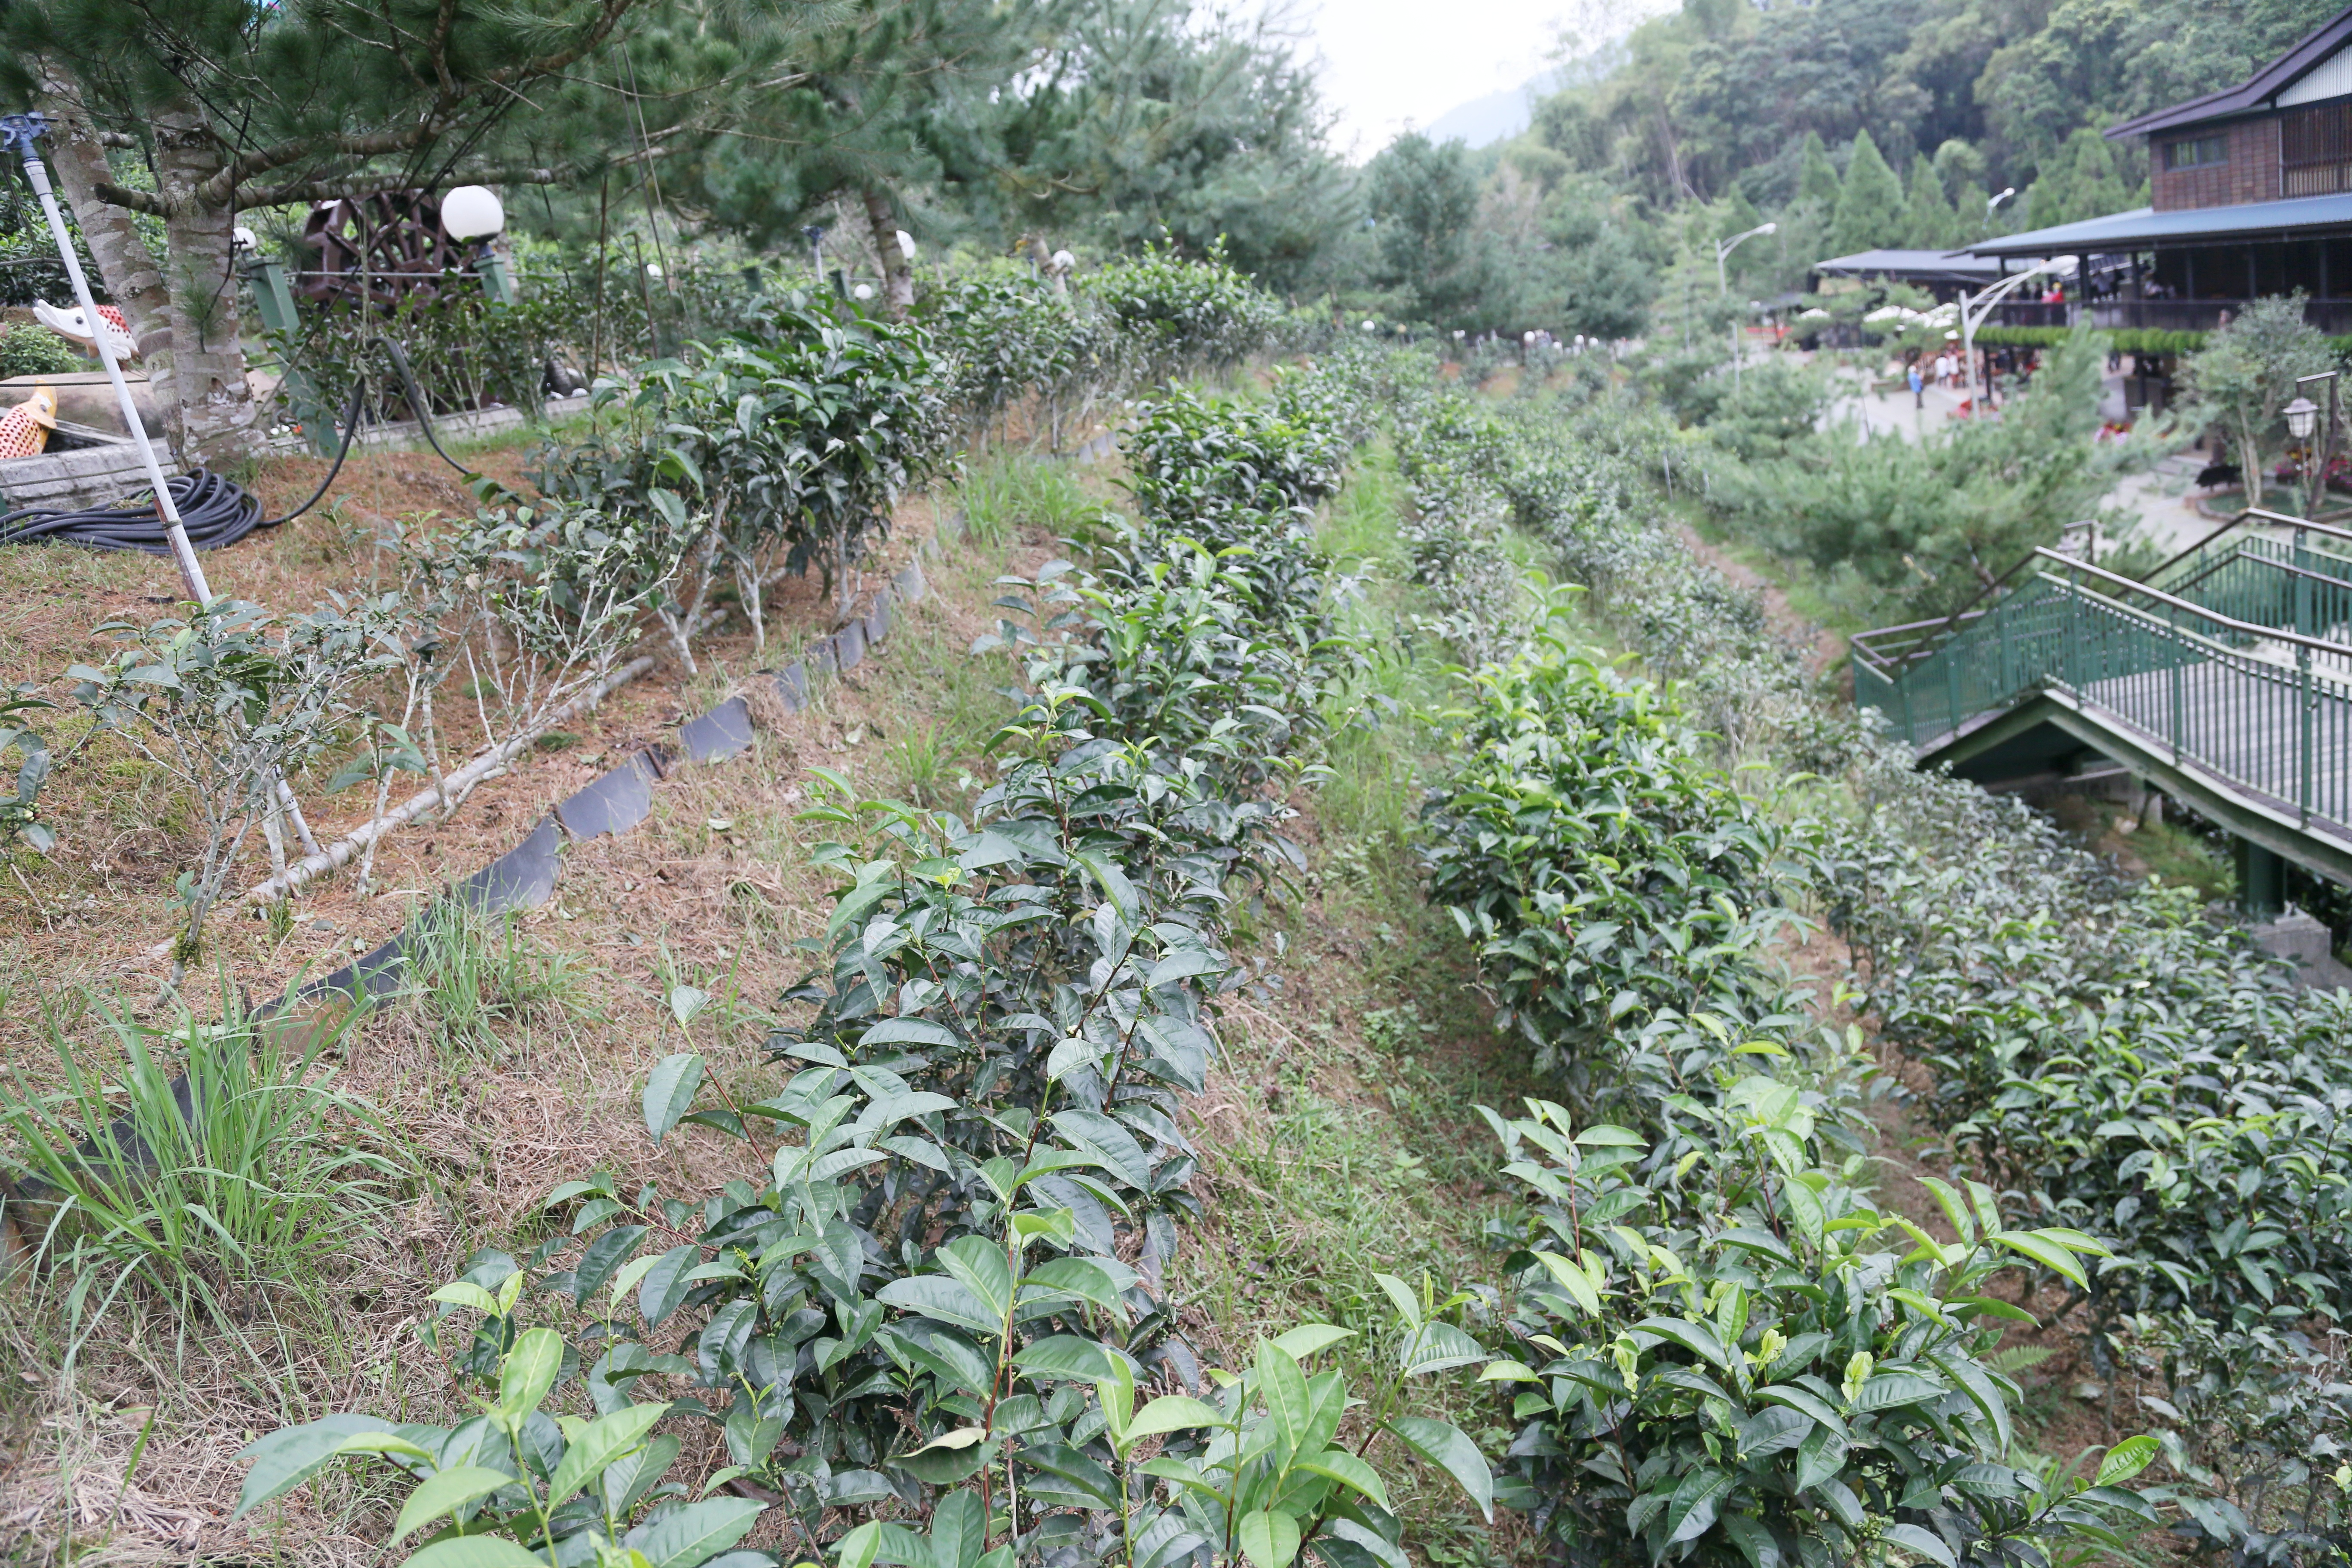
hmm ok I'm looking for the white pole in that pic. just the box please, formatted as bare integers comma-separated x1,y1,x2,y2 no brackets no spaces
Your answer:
5,118,324,855
8,123,211,603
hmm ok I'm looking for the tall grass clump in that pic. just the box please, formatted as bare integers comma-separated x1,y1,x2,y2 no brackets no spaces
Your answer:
0,997,405,1324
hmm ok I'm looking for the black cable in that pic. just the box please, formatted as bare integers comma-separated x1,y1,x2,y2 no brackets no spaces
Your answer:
0,336,476,555
368,336,477,478
0,466,265,555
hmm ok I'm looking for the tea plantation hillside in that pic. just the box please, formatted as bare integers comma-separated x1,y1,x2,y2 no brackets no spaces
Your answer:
0,248,2342,1568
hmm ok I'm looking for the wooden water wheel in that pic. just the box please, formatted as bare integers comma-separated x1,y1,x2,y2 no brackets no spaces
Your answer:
295,190,462,309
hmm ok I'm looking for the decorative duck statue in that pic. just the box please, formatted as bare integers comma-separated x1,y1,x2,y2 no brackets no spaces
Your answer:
31,299,137,361
0,386,59,460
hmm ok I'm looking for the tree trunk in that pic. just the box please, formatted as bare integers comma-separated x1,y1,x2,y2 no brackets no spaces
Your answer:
864,188,913,321
31,66,184,455
151,103,262,468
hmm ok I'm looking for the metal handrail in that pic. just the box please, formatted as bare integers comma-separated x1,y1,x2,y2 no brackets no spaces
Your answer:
2032,548,2352,657
2155,536,2352,598
1850,502,2352,676
1853,537,2352,839
2146,506,2352,585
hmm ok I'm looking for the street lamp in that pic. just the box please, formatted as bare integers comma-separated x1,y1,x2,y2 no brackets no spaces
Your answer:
2290,370,2340,516
1985,187,2015,236
801,224,827,281
1715,221,1776,392
1958,254,2076,414
441,185,505,241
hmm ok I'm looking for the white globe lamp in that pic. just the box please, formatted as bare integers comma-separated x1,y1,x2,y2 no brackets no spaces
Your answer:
440,186,505,241
896,229,917,260
853,282,875,301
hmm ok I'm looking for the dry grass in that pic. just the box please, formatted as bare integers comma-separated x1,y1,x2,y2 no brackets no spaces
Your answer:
0,427,1099,1564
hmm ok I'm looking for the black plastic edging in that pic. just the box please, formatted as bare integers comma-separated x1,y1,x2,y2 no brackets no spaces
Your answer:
294,516,951,1008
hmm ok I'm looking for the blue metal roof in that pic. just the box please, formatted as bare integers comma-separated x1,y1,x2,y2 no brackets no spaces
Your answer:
1970,193,2352,257
1813,248,2009,279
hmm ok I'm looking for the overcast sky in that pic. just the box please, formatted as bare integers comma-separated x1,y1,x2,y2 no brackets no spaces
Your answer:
1301,0,1671,159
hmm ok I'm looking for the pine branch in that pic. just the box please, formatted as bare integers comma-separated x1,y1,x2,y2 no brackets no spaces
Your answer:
236,165,560,210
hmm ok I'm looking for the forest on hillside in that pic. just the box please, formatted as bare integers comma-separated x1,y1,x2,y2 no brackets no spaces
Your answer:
1362,0,2352,337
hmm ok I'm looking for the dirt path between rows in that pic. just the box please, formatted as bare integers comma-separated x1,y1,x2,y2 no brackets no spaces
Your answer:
1676,523,1847,675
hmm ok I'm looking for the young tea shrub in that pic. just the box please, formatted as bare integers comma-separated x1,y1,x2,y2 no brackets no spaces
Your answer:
1480,1100,2153,1568
1420,607,1824,1117
535,294,949,643
227,354,1499,1568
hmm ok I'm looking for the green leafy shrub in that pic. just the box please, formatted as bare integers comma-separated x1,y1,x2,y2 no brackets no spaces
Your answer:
1828,776,2352,1333
533,294,950,643
1419,609,1822,1115
1481,1099,2154,1568
0,320,83,379
1079,239,1280,389
914,244,1284,451
2120,1313,2352,1565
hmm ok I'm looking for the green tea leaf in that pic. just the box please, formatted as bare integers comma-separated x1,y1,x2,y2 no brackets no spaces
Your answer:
1237,1508,1301,1568
1383,1416,1493,1521
642,1053,705,1146
392,1466,515,1542
499,1327,565,1419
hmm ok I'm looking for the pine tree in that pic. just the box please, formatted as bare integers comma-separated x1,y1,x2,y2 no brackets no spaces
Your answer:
1831,129,1906,255
2022,126,2135,231
1799,131,1842,210
1905,157,1957,249
2,0,673,464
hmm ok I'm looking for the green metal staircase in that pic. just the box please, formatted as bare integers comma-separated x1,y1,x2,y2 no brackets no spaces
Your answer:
1849,508,2352,889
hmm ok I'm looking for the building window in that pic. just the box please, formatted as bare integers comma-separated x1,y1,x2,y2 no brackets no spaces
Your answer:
2164,135,2227,170
2285,101,2352,195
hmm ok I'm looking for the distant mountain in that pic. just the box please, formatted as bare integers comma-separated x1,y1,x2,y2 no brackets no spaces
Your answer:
1423,68,1563,148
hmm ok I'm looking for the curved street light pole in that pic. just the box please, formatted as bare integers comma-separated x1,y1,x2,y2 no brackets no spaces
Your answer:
1716,222,1776,393
1959,254,2077,415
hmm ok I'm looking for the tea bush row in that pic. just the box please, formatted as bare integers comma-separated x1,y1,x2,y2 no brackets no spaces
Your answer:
1396,378,2153,1568
1451,369,2351,1568
229,358,1505,1568
1826,764,2352,1565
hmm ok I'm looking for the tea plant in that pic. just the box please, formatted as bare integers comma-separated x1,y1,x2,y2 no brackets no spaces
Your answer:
66,597,394,977
536,294,949,649
228,352,1499,1568
1479,1099,2156,1568
1419,604,1823,1118
0,685,55,851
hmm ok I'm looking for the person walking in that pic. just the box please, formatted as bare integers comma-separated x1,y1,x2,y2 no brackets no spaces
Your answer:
1909,358,1925,410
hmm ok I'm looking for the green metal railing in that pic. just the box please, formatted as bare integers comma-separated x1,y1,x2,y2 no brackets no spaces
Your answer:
2146,511,2352,655
1852,548,2352,836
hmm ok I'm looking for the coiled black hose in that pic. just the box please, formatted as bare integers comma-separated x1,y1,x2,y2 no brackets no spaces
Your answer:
0,337,472,555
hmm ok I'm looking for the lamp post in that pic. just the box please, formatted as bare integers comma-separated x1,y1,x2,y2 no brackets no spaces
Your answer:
2290,370,2340,516
1716,222,1776,392
1985,187,2015,237
801,224,827,282
1958,254,2076,414
441,185,511,303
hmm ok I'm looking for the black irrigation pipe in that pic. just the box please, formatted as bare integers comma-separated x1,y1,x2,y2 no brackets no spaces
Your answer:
0,337,471,557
